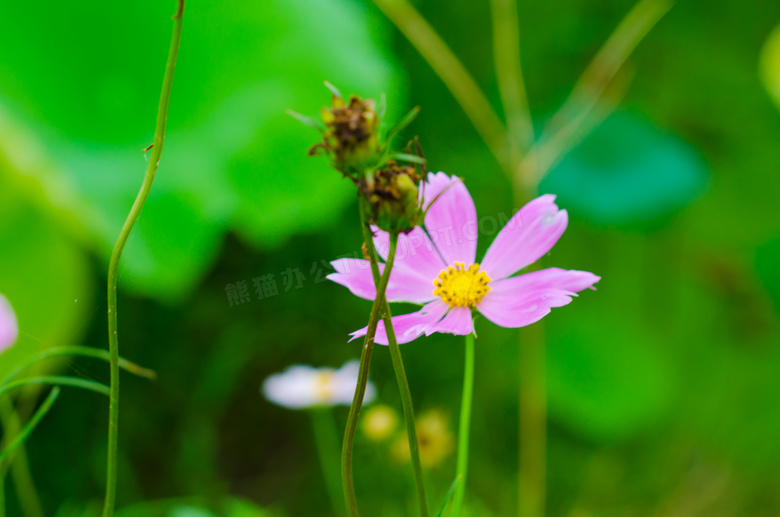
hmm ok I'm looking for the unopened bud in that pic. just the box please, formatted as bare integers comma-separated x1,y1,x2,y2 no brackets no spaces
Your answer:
311,94,380,179
359,162,421,234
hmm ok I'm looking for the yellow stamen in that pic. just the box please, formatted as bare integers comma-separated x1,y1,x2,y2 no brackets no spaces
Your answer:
433,262,491,308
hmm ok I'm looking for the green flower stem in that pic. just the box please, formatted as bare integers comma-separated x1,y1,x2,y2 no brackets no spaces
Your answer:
518,322,545,517
0,399,44,517
102,3,184,517
341,198,398,517
451,332,475,516
311,409,344,517
513,185,545,517
489,0,534,151
380,234,429,517
370,0,513,173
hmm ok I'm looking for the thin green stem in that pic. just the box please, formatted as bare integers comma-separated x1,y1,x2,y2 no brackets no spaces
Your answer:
102,3,184,516
518,322,545,517
370,0,513,173
0,389,60,463
0,399,44,517
451,332,475,516
0,377,109,399
381,234,429,517
489,0,534,151
556,0,672,123
341,198,397,517
525,0,672,185
312,409,344,517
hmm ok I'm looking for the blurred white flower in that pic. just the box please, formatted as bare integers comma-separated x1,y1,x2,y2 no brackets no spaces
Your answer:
0,294,19,352
262,360,375,409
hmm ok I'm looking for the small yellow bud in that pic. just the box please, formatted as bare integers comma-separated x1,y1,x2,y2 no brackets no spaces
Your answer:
361,405,399,441
390,410,454,468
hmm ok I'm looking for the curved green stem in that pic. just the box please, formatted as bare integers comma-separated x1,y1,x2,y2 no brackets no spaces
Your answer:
0,377,109,399
451,332,475,516
102,3,184,516
312,409,344,517
1,346,155,393
381,234,429,517
341,198,398,517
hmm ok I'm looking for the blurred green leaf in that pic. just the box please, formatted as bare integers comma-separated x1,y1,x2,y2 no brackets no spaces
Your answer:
547,304,674,442
0,0,401,301
541,111,708,227
0,178,92,377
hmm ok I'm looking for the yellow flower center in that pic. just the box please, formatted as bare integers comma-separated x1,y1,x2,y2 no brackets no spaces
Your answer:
314,371,334,402
433,262,491,308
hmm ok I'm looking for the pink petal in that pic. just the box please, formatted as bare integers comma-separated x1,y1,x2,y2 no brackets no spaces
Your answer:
427,306,473,336
421,172,478,266
327,258,380,301
327,258,437,304
478,288,575,328
477,268,599,328
481,195,568,280
348,300,449,345
372,225,447,282
0,294,19,352
490,268,601,295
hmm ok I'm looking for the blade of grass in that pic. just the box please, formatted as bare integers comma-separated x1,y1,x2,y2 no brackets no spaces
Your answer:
436,475,462,517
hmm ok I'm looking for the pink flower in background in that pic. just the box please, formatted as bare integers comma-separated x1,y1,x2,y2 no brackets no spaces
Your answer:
328,172,600,344
0,293,19,352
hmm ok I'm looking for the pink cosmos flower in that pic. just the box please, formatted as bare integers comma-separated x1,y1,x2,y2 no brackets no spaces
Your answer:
328,172,600,344
0,293,19,352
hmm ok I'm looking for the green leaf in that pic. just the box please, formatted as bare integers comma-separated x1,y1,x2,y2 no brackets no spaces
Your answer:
546,303,674,442
0,177,93,379
0,0,402,300
541,111,708,227
385,106,421,147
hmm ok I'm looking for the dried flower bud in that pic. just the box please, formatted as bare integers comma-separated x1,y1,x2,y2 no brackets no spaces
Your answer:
359,162,421,234
311,94,380,179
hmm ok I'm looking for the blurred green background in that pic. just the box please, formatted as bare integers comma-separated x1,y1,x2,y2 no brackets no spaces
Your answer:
1,0,780,515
